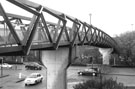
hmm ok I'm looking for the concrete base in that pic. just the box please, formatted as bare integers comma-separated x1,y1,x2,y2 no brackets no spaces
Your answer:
41,47,69,89
99,48,113,65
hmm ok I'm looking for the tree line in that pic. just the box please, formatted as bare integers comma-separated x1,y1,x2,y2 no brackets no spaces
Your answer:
114,31,135,66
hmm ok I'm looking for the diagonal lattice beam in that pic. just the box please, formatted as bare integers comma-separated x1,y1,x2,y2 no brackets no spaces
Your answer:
40,13,53,43
0,3,21,45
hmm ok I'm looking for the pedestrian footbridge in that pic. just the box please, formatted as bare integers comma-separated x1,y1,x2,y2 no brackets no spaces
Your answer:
0,0,119,89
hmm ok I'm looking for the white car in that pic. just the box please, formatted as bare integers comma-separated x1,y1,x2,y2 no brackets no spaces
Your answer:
0,63,13,68
24,73,43,86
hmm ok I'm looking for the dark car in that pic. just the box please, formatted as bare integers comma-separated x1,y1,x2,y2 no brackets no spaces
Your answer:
78,68,99,76
25,62,42,70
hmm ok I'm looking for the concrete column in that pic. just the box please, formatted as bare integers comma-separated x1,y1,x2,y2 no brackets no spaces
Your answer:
41,47,70,89
99,48,113,65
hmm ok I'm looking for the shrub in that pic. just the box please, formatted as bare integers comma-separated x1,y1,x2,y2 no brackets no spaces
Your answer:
73,78,126,89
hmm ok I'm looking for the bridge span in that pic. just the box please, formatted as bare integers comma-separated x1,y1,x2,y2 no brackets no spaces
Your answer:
0,0,119,89
0,0,119,55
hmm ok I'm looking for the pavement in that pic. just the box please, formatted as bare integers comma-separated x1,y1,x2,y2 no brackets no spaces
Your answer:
0,65,26,88
0,74,9,78
0,74,26,89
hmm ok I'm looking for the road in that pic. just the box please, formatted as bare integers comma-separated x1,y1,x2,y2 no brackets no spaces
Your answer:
0,65,47,89
68,66,135,88
0,65,95,89
1,65,135,89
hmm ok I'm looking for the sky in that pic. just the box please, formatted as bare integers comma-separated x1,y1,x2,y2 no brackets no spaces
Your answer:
1,0,135,37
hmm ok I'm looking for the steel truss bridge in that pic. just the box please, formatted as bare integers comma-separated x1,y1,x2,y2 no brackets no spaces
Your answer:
0,0,119,56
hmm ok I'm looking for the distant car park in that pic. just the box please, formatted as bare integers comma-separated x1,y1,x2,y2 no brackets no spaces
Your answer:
0,63,13,69
24,73,43,86
25,62,42,70
78,68,99,76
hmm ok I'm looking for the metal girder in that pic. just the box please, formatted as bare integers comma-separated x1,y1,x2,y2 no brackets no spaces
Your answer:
65,16,81,46
2,13,32,21
64,27,70,42
53,15,67,49
88,26,95,45
24,15,40,55
12,0,63,15
0,46,23,56
81,22,90,45
17,19,27,36
6,0,40,15
71,19,81,47
77,21,86,44
92,27,100,45
0,3,21,45
40,13,53,43
24,6,44,55
22,15,37,45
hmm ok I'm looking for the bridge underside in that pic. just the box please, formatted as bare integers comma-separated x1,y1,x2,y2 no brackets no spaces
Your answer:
0,43,116,56
0,0,119,56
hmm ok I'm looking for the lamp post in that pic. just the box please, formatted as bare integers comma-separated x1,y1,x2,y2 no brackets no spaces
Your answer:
0,58,3,77
89,13,92,25
131,24,134,30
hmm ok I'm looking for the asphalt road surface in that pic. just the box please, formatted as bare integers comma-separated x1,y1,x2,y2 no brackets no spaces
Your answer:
0,65,95,89
1,65,135,89
0,65,47,89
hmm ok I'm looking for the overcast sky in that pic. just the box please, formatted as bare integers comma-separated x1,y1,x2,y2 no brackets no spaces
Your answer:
1,0,135,37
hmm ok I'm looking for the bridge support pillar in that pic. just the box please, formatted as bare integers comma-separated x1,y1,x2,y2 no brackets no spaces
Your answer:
99,48,113,65
41,47,72,89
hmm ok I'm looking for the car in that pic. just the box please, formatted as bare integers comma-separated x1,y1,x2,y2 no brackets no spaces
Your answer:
0,63,13,68
24,73,43,86
78,68,99,76
25,62,42,70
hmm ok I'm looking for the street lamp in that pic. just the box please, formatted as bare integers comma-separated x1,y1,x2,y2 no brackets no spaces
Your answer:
89,13,92,25
0,58,3,77
131,24,134,30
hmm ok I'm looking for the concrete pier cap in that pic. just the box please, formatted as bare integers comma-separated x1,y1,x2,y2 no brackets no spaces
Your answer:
99,48,113,65
41,47,73,89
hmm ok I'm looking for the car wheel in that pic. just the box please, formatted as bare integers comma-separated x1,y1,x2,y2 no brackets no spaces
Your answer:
92,73,95,76
79,72,82,75
25,84,28,86
26,67,29,70
35,80,37,84
40,78,43,82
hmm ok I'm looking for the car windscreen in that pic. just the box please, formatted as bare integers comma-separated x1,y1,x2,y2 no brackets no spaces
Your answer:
85,69,95,72
29,75,37,78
